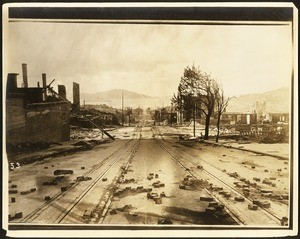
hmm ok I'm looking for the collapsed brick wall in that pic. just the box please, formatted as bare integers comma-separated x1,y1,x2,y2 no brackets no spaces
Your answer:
6,100,71,144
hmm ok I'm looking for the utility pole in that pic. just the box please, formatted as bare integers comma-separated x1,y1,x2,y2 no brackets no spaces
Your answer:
193,94,197,137
171,103,173,127
122,90,124,126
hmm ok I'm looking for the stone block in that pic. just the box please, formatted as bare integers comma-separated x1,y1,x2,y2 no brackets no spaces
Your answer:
248,204,258,210
45,196,51,201
9,189,18,194
253,177,260,182
234,196,245,202
282,194,289,200
200,196,214,202
20,190,31,195
208,201,218,207
205,207,216,213
179,184,185,189
61,186,67,192
154,197,162,204
9,212,23,221
258,201,271,208
223,192,231,198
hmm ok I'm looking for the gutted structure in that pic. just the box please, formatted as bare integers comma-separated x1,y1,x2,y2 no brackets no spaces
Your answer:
6,64,71,147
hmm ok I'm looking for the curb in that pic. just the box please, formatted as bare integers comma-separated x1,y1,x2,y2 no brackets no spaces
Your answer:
203,141,289,161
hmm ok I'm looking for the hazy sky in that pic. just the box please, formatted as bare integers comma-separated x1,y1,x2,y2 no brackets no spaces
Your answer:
6,21,292,98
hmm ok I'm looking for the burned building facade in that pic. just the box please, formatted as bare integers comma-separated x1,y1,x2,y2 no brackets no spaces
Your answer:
6,64,71,147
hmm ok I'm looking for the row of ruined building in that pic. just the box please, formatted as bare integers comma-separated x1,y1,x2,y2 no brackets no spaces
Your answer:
6,64,117,150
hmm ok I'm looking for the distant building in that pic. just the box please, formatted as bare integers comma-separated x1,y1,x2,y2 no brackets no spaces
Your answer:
6,64,71,147
220,112,257,125
265,113,289,124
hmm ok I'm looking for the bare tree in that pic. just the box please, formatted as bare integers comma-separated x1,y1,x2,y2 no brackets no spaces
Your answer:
174,65,218,139
215,86,232,142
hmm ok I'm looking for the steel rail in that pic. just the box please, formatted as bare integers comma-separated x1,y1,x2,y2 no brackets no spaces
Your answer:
153,126,283,225
19,139,136,223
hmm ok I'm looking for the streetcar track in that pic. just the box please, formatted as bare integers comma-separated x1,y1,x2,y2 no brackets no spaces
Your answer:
19,137,139,223
56,139,140,223
152,126,283,225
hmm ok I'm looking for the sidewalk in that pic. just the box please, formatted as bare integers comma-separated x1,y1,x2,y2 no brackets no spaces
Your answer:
204,140,289,160
6,139,110,165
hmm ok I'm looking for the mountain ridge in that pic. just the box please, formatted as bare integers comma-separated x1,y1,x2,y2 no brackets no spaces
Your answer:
81,87,291,113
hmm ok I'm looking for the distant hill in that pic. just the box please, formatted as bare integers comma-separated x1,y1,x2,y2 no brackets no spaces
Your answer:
81,89,153,102
226,87,291,113
81,89,161,109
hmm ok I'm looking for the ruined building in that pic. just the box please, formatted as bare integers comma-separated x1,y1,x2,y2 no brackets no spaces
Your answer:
6,64,71,147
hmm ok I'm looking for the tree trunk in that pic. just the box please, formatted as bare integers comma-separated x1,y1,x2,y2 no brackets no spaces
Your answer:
216,114,221,142
204,115,210,140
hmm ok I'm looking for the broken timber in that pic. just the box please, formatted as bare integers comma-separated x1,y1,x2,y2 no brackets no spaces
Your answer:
46,81,115,141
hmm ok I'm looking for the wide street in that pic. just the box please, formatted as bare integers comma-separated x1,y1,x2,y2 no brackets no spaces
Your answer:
8,125,290,227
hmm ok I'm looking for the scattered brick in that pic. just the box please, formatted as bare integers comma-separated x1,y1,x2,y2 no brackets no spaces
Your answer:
200,196,214,202
264,169,269,172
248,204,258,210
248,181,256,187
147,175,154,180
253,177,260,182
155,174,159,178
234,196,245,202
54,169,73,176
11,197,16,203
102,178,108,182
61,186,67,192
137,186,143,190
160,192,166,197
154,197,162,204
271,194,283,200
81,167,85,169
208,201,218,207
282,194,289,200
205,207,216,213
45,196,51,201
44,166,48,169
258,201,271,208
9,212,23,221
83,210,91,219
179,184,185,189
198,165,203,169
110,209,117,215
30,188,37,192
251,166,256,169
270,177,276,180
223,192,231,198
281,217,288,226
158,218,173,224
261,192,272,198
20,190,31,195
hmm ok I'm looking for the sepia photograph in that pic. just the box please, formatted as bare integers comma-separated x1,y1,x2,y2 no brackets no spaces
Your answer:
2,2,298,238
